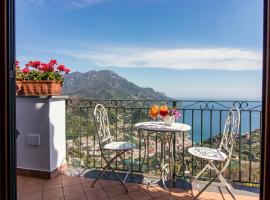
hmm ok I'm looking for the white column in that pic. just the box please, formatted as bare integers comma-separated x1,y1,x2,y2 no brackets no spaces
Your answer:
16,96,67,178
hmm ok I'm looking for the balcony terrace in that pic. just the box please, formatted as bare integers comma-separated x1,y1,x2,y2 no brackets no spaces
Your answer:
17,174,258,200
16,98,261,200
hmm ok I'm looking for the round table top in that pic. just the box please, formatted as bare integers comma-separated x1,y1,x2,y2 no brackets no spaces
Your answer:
135,121,191,132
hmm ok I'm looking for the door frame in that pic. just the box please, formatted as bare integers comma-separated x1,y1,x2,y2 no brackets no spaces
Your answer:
261,0,270,200
0,0,16,199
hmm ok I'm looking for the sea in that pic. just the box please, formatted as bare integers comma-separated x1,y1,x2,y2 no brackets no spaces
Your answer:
172,101,262,143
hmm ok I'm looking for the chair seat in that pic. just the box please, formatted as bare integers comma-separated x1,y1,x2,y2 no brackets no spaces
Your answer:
103,141,136,151
188,147,227,161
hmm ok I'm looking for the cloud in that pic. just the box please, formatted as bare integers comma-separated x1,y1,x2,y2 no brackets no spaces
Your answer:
57,45,262,71
61,0,110,9
16,0,109,9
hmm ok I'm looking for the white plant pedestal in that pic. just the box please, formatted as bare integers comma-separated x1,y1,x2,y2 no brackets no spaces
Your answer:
16,96,68,179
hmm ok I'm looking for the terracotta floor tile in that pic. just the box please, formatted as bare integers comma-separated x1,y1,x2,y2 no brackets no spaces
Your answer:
170,189,193,200
64,184,84,196
20,191,42,200
82,182,101,192
128,189,152,200
64,192,87,200
154,194,174,200
85,188,108,200
103,184,126,197
22,177,45,185
144,186,168,198
43,180,63,190
62,177,81,187
235,195,259,200
21,182,43,194
17,177,25,187
47,198,64,200
110,193,132,200
43,187,64,200
17,184,23,195
191,191,223,200
126,183,141,192
80,177,94,183
99,179,119,187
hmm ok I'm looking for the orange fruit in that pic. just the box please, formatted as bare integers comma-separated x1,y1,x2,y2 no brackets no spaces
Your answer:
149,104,159,119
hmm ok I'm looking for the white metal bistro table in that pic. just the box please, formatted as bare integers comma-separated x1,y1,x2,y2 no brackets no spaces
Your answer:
134,121,191,193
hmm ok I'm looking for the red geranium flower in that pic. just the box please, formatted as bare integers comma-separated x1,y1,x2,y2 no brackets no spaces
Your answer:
49,59,57,65
40,63,49,71
57,64,65,71
16,60,20,69
48,65,54,72
31,61,41,68
64,68,70,74
22,67,30,74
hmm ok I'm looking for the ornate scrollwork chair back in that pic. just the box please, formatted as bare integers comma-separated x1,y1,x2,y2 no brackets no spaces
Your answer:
219,107,240,162
94,104,112,146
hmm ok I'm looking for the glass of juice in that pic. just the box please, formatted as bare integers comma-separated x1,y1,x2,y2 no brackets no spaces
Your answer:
159,104,169,119
149,104,159,119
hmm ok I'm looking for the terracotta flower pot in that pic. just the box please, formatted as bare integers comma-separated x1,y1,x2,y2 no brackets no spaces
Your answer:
22,80,62,96
16,80,23,95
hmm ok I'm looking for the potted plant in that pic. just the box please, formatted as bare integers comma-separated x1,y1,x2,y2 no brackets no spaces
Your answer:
16,60,23,95
16,59,71,96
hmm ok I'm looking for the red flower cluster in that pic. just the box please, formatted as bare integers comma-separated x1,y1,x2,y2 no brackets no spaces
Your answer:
16,60,20,69
16,59,71,83
25,60,41,68
57,64,70,74
64,68,70,73
39,63,54,72
22,67,30,74
22,59,71,74
57,64,65,71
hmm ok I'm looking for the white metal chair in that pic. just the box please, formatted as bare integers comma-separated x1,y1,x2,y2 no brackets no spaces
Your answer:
91,104,137,192
188,107,240,200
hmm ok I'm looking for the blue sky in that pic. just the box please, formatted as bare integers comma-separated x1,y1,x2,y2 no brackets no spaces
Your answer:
16,0,263,100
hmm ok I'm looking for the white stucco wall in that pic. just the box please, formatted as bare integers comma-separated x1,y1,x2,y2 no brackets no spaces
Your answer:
16,97,66,172
49,99,66,171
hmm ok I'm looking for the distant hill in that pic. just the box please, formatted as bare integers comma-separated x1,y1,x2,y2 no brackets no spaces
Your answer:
62,70,171,100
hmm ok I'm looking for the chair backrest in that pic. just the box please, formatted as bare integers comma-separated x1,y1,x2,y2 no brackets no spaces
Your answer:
93,104,112,145
219,107,240,159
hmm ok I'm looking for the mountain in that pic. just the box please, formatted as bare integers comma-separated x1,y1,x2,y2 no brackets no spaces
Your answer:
62,70,171,100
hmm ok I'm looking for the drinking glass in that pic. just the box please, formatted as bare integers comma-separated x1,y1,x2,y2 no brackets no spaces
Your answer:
159,105,169,118
149,104,159,119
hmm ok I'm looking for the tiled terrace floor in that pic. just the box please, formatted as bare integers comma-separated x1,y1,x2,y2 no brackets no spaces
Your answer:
17,175,259,200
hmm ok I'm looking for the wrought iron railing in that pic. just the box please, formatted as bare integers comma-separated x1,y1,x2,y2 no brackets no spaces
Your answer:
65,99,261,184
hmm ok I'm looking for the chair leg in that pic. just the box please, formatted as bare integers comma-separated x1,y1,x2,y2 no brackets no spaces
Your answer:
193,173,219,200
107,164,128,192
91,151,123,187
123,169,131,183
91,165,108,187
194,164,210,189
211,163,236,200
195,164,210,179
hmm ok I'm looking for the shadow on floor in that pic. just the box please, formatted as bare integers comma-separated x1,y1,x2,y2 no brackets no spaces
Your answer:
82,169,192,190
231,182,260,194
